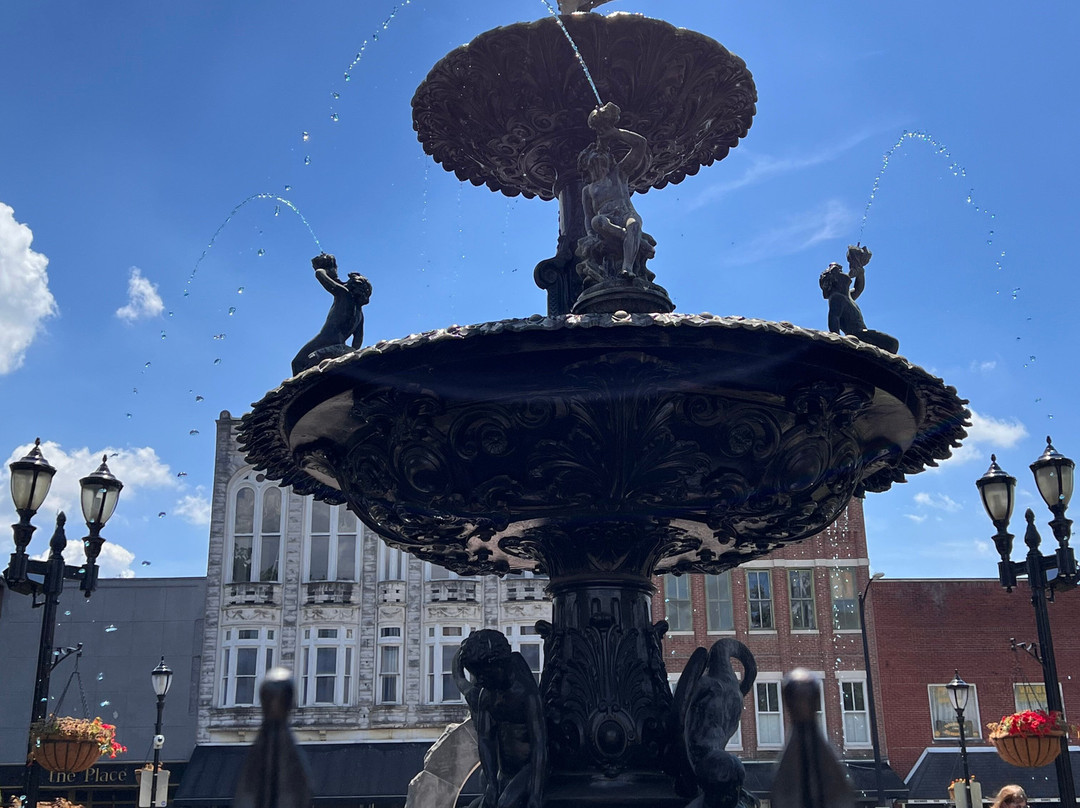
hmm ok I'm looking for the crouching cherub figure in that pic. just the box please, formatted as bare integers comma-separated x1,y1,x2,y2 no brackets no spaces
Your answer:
291,253,372,375
818,244,899,354
453,629,547,808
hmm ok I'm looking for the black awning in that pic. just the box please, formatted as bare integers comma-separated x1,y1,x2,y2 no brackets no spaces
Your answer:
174,742,436,806
906,747,1080,802
742,760,908,802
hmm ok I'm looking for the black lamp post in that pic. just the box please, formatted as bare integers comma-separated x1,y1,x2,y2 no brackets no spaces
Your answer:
946,671,973,808
858,571,886,806
977,438,1076,808
3,439,123,808
150,657,173,807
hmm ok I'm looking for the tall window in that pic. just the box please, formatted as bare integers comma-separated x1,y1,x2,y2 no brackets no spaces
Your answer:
307,500,358,581
929,683,981,740
505,624,543,682
747,570,774,630
301,627,354,706
755,680,783,747
230,477,283,583
220,627,276,706
664,574,692,631
788,569,816,630
830,568,860,630
705,572,734,632
1014,683,1063,714
378,543,407,581
840,679,871,746
377,626,403,704
427,625,470,703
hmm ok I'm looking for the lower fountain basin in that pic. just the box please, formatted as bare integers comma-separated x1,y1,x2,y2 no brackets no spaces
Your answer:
240,312,967,577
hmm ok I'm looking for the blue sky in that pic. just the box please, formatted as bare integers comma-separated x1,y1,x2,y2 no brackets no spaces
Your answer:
1,1,1077,580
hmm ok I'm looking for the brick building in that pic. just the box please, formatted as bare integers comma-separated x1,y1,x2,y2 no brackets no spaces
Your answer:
873,578,1080,803
652,499,906,800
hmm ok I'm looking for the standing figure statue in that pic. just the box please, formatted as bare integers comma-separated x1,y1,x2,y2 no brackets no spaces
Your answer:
452,629,547,808
672,638,759,808
291,253,372,375
818,244,899,354
572,104,673,314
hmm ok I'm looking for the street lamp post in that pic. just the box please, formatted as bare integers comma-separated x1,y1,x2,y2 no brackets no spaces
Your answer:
977,437,1076,808
946,672,973,808
149,657,173,808
3,439,123,808
858,571,886,806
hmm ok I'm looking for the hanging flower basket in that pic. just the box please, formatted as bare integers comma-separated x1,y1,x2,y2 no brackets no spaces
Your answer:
988,710,1072,769
29,717,126,773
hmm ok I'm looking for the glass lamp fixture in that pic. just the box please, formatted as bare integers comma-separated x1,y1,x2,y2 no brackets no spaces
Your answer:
9,439,56,515
79,456,123,528
945,670,971,713
977,454,1016,526
1031,436,1074,511
151,657,173,697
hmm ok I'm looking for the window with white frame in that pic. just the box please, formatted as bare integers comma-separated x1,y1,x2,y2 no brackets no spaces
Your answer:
426,625,470,703
664,574,693,631
220,627,276,706
301,627,354,706
306,500,358,581
1014,683,1063,714
840,678,871,746
788,569,817,630
929,683,981,740
504,623,543,682
755,679,784,747
228,472,283,583
377,625,403,704
705,572,734,632
830,568,860,630
378,543,407,581
747,570,774,630
426,562,460,580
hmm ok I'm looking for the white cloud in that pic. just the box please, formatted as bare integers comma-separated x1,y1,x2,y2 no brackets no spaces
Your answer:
688,128,882,211
969,360,997,374
904,513,928,523
115,267,164,322
174,491,211,527
913,492,962,512
718,200,855,267
0,202,57,374
947,409,1028,466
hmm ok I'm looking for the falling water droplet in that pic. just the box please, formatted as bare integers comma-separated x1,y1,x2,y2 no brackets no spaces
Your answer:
1011,288,1020,299
144,362,151,368
64,610,71,616
97,673,104,681
126,413,132,420
160,331,167,340
331,112,340,122
284,185,291,191
168,311,174,317
177,471,188,478
1029,356,1036,362
332,91,340,100
302,131,310,142
213,334,226,340
228,307,236,316
100,700,110,707
195,395,204,402
189,429,200,436
214,358,222,365
257,248,265,257
158,512,166,518
344,72,351,82
304,156,311,166
273,205,280,217
105,625,118,633
237,287,244,294
142,560,151,566
133,387,138,394
1049,414,1055,420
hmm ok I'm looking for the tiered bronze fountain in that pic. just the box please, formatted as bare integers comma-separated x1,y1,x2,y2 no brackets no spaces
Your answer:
240,6,967,807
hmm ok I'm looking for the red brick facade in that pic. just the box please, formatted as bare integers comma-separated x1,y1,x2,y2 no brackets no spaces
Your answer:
871,578,1080,778
652,499,887,762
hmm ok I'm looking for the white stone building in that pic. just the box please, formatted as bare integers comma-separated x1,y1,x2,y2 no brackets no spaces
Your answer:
196,411,552,748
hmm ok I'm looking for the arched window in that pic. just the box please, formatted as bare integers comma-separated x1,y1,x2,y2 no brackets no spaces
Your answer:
227,471,284,583
306,499,358,582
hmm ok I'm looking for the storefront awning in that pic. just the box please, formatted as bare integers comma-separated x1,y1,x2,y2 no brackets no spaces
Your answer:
174,742,441,807
906,746,1080,803
740,760,908,802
